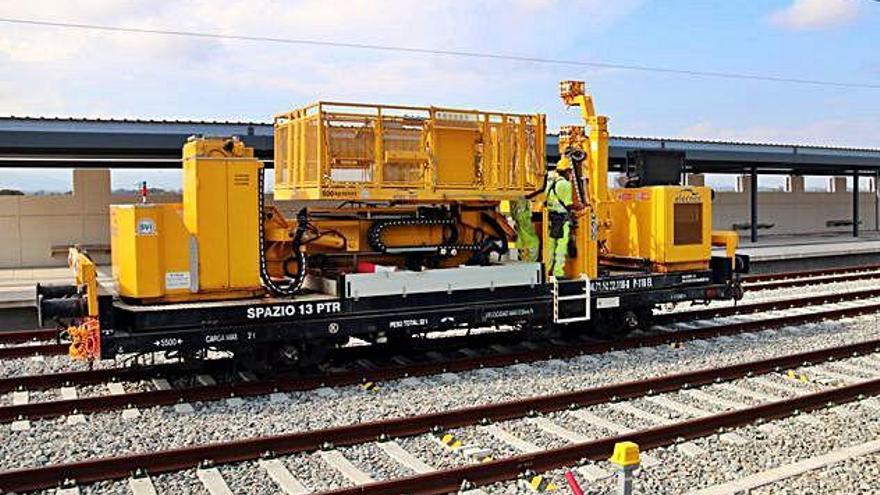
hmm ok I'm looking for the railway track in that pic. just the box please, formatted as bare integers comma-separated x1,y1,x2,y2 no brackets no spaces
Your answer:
655,285,880,324
0,324,65,359
3,335,880,493
742,263,880,283
743,264,880,292
0,341,66,360
2,290,880,427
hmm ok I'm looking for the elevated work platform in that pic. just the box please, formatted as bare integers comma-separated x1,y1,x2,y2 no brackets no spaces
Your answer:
273,102,545,201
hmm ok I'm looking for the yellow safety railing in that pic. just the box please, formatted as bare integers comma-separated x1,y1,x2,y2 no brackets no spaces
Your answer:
273,101,545,202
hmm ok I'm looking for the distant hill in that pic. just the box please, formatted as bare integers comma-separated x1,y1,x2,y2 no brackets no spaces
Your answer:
0,170,73,193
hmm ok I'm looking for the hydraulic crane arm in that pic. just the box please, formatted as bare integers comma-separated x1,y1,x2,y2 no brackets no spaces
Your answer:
559,80,610,213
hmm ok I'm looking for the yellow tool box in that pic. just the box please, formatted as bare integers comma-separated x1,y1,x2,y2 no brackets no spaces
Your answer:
110,137,264,302
606,186,712,271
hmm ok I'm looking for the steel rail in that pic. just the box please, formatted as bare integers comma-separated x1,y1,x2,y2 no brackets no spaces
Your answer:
0,361,221,395
2,298,879,424
745,271,880,292
1,336,878,492
0,328,58,345
316,378,880,495
0,342,67,360
743,264,880,283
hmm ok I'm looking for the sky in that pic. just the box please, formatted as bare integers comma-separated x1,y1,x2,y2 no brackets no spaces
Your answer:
0,0,878,191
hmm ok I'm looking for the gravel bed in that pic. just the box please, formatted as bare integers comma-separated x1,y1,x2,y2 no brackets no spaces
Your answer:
750,452,880,494
0,354,104,379
598,401,880,493
482,417,569,452
79,480,130,495
75,384,120,399
853,355,880,370
31,480,129,495
663,390,730,414
0,349,189,379
283,452,351,492
589,403,660,431
557,410,619,438
732,375,805,398
5,308,880,484
822,362,878,380
703,384,763,406
484,399,880,494
865,354,880,366
20,390,56,403
151,470,210,495
338,442,413,481
623,397,687,421
393,435,464,471
6,378,160,406
219,460,278,495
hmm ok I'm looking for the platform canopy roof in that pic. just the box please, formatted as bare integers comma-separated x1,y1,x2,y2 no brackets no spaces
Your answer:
1,116,879,175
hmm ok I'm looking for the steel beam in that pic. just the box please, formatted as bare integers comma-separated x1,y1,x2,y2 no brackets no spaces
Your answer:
750,167,758,243
854,169,860,237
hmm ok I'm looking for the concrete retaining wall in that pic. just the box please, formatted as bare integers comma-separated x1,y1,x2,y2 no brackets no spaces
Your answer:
0,170,178,268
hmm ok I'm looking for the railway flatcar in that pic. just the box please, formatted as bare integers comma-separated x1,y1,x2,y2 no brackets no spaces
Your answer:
37,81,748,366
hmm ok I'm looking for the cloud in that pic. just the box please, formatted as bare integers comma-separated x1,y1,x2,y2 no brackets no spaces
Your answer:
767,0,862,30
677,119,880,149
0,0,643,118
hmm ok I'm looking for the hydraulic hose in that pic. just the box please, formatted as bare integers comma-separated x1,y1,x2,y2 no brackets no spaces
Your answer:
566,148,588,206
257,168,304,296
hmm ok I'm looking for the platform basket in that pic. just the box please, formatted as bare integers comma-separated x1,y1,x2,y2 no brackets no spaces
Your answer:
273,101,545,202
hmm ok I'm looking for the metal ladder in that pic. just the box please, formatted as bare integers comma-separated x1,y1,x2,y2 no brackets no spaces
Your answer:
552,276,591,324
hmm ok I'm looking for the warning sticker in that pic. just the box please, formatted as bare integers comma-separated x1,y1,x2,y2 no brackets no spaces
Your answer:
136,218,157,236
165,271,191,290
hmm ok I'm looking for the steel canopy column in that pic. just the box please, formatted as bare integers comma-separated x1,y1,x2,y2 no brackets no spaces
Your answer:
875,170,879,231
853,169,860,237
750,167,758,243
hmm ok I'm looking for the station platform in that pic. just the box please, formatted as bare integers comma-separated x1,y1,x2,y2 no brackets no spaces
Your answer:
720,232,880,274
0,265,112,309
0,265,112,330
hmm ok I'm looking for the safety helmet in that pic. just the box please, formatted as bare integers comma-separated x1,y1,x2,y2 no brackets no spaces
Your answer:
556,156,572,172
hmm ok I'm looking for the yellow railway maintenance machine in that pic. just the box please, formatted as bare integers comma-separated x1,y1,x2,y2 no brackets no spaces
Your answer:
38,81,747,366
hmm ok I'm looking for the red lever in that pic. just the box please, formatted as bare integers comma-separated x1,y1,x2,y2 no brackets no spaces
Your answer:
564,471,584,495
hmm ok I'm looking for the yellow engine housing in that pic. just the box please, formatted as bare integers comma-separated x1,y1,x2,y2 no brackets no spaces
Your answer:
110,137,264,302
606,186,712,272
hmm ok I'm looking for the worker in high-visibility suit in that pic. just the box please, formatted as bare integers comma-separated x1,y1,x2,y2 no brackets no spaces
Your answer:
510,199,539,262
545,157,574,278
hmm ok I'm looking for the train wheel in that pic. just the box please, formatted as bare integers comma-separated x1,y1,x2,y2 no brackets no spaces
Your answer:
278,339,332,369
589,310,627,340
589,307,650,340
238,340,333,371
